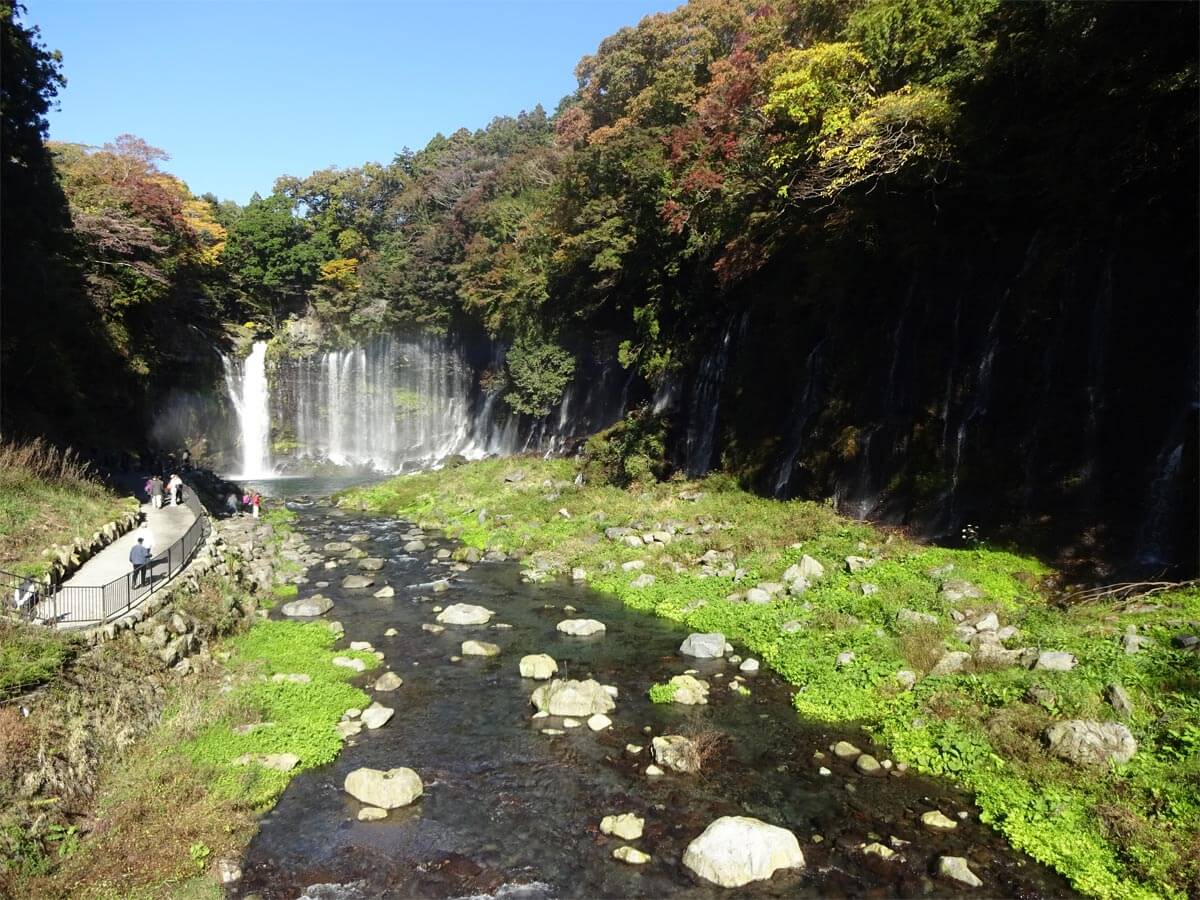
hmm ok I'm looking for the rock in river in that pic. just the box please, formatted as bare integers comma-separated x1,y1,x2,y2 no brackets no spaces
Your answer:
462,640,500,657
683,816,804,887
436,604,494,626
601,813,644,840
530,679,616,717
652,735,699,773
679,632,726,658
281,595,333,617
343,767,422,809
938,856,983,888
613,846,651,865
341,575,376,590
519,654,558,680
556,618,606,637
667,674,710,705
358,557,386,572
373,671,403,691
361,702,394,729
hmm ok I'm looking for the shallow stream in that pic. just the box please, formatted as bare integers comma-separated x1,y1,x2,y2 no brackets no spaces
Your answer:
235,492,1073,899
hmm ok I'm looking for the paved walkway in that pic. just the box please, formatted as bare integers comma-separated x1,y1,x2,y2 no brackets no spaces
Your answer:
38,491,200,628
63,498,197,589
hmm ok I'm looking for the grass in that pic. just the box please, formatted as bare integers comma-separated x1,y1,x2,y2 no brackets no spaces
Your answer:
0,439,136,577
23,617,377,899
0,621,80,699
341,456,1200,900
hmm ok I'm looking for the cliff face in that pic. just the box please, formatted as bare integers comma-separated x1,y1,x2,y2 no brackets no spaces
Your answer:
665,183,1198,576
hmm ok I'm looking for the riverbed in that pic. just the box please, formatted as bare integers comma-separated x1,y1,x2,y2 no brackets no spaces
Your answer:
235,498,1073,899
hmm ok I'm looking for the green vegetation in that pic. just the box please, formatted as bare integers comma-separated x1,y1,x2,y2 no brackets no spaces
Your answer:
0,621,78,699
29,618,375,898
342,458,1200,899
0,439,136,577
647,680,679,704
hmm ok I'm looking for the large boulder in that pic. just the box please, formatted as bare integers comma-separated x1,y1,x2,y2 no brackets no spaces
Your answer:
679,632,727,659
1045,720,1137,766
436,604,494,625
530,679,616,717
519,654,558,680
343,767,422,809
281,595,333,617
683,816,804,888
556,618,606,637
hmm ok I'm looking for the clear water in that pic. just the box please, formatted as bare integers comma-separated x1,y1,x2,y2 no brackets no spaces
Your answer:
235,499,1074,899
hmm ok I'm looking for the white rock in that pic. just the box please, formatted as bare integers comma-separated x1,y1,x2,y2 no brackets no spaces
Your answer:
357,807,387,821
332,656,366,672
921,810,958,831
621,560,645,571
1045,720,1137,766
556,618,606,637
937,856,983,888
739,658,759,673
601,813,644,840
436,603,493,625
571,567,587,581
350,641,374,652
281,596,333,617
930,651,971,676
644,764,664,776
563,718,582,728
461,640,500,657
519,654,558,679
587,714,612,732
361,702,394,729
343,767,422,809
373,586,395,598
530,679,616,716
271,673,311,684
373,671,403,691
613,846,651,865
745,587,772,604
653,735,700,773
629,573,656,589
682,816,805,887
679,632,727,658
1034,650,1077,671
422,623,445,634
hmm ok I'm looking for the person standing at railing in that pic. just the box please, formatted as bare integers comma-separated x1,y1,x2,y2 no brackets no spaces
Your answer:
129,538,152,587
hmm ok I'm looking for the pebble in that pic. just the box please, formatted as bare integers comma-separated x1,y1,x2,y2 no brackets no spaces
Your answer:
645,764,664,776
613,846,650,865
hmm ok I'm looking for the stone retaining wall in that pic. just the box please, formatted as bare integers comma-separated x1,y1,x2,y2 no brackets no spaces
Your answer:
37,500,143,587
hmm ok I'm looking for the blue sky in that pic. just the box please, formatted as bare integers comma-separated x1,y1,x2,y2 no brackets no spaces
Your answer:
28,0,678,203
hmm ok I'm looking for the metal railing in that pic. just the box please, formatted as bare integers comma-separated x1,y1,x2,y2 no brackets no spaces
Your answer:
2,489,211,629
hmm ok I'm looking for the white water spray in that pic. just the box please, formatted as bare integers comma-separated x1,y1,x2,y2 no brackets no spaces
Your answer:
224,341,273,478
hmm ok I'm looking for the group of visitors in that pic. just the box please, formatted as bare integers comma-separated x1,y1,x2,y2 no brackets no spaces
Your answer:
145,473,185,508
225,490,263,518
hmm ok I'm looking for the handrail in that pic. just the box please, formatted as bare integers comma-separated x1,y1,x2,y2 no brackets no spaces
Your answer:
2,488,211,629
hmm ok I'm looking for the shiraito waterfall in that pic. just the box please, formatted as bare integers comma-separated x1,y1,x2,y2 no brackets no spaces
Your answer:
223,341,273,478
219,331,628,477
285,333,517,470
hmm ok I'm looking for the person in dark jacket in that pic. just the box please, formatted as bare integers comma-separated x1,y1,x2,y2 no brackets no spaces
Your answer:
129,537,152,587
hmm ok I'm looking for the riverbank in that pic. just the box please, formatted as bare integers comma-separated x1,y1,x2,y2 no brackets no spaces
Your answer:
340,458,1200,899
1,508,377,898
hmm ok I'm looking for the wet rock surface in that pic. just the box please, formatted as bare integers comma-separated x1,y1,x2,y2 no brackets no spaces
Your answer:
235,503,1076,900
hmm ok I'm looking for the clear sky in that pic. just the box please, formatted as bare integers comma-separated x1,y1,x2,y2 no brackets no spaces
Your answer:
27,0,679,204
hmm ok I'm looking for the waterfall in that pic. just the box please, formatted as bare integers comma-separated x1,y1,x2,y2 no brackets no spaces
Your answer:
219,331,631,476
772,340,826,496
223,341,273,478
685,315,746,476
286,334,492,471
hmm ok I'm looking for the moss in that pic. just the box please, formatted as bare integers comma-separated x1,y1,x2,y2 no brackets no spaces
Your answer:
341,458,1199,899
648,681,678,703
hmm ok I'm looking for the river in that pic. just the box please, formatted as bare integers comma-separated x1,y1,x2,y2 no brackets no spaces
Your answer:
233,486,1072,899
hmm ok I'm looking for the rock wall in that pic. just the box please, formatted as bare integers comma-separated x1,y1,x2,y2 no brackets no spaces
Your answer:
2,511,308,866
